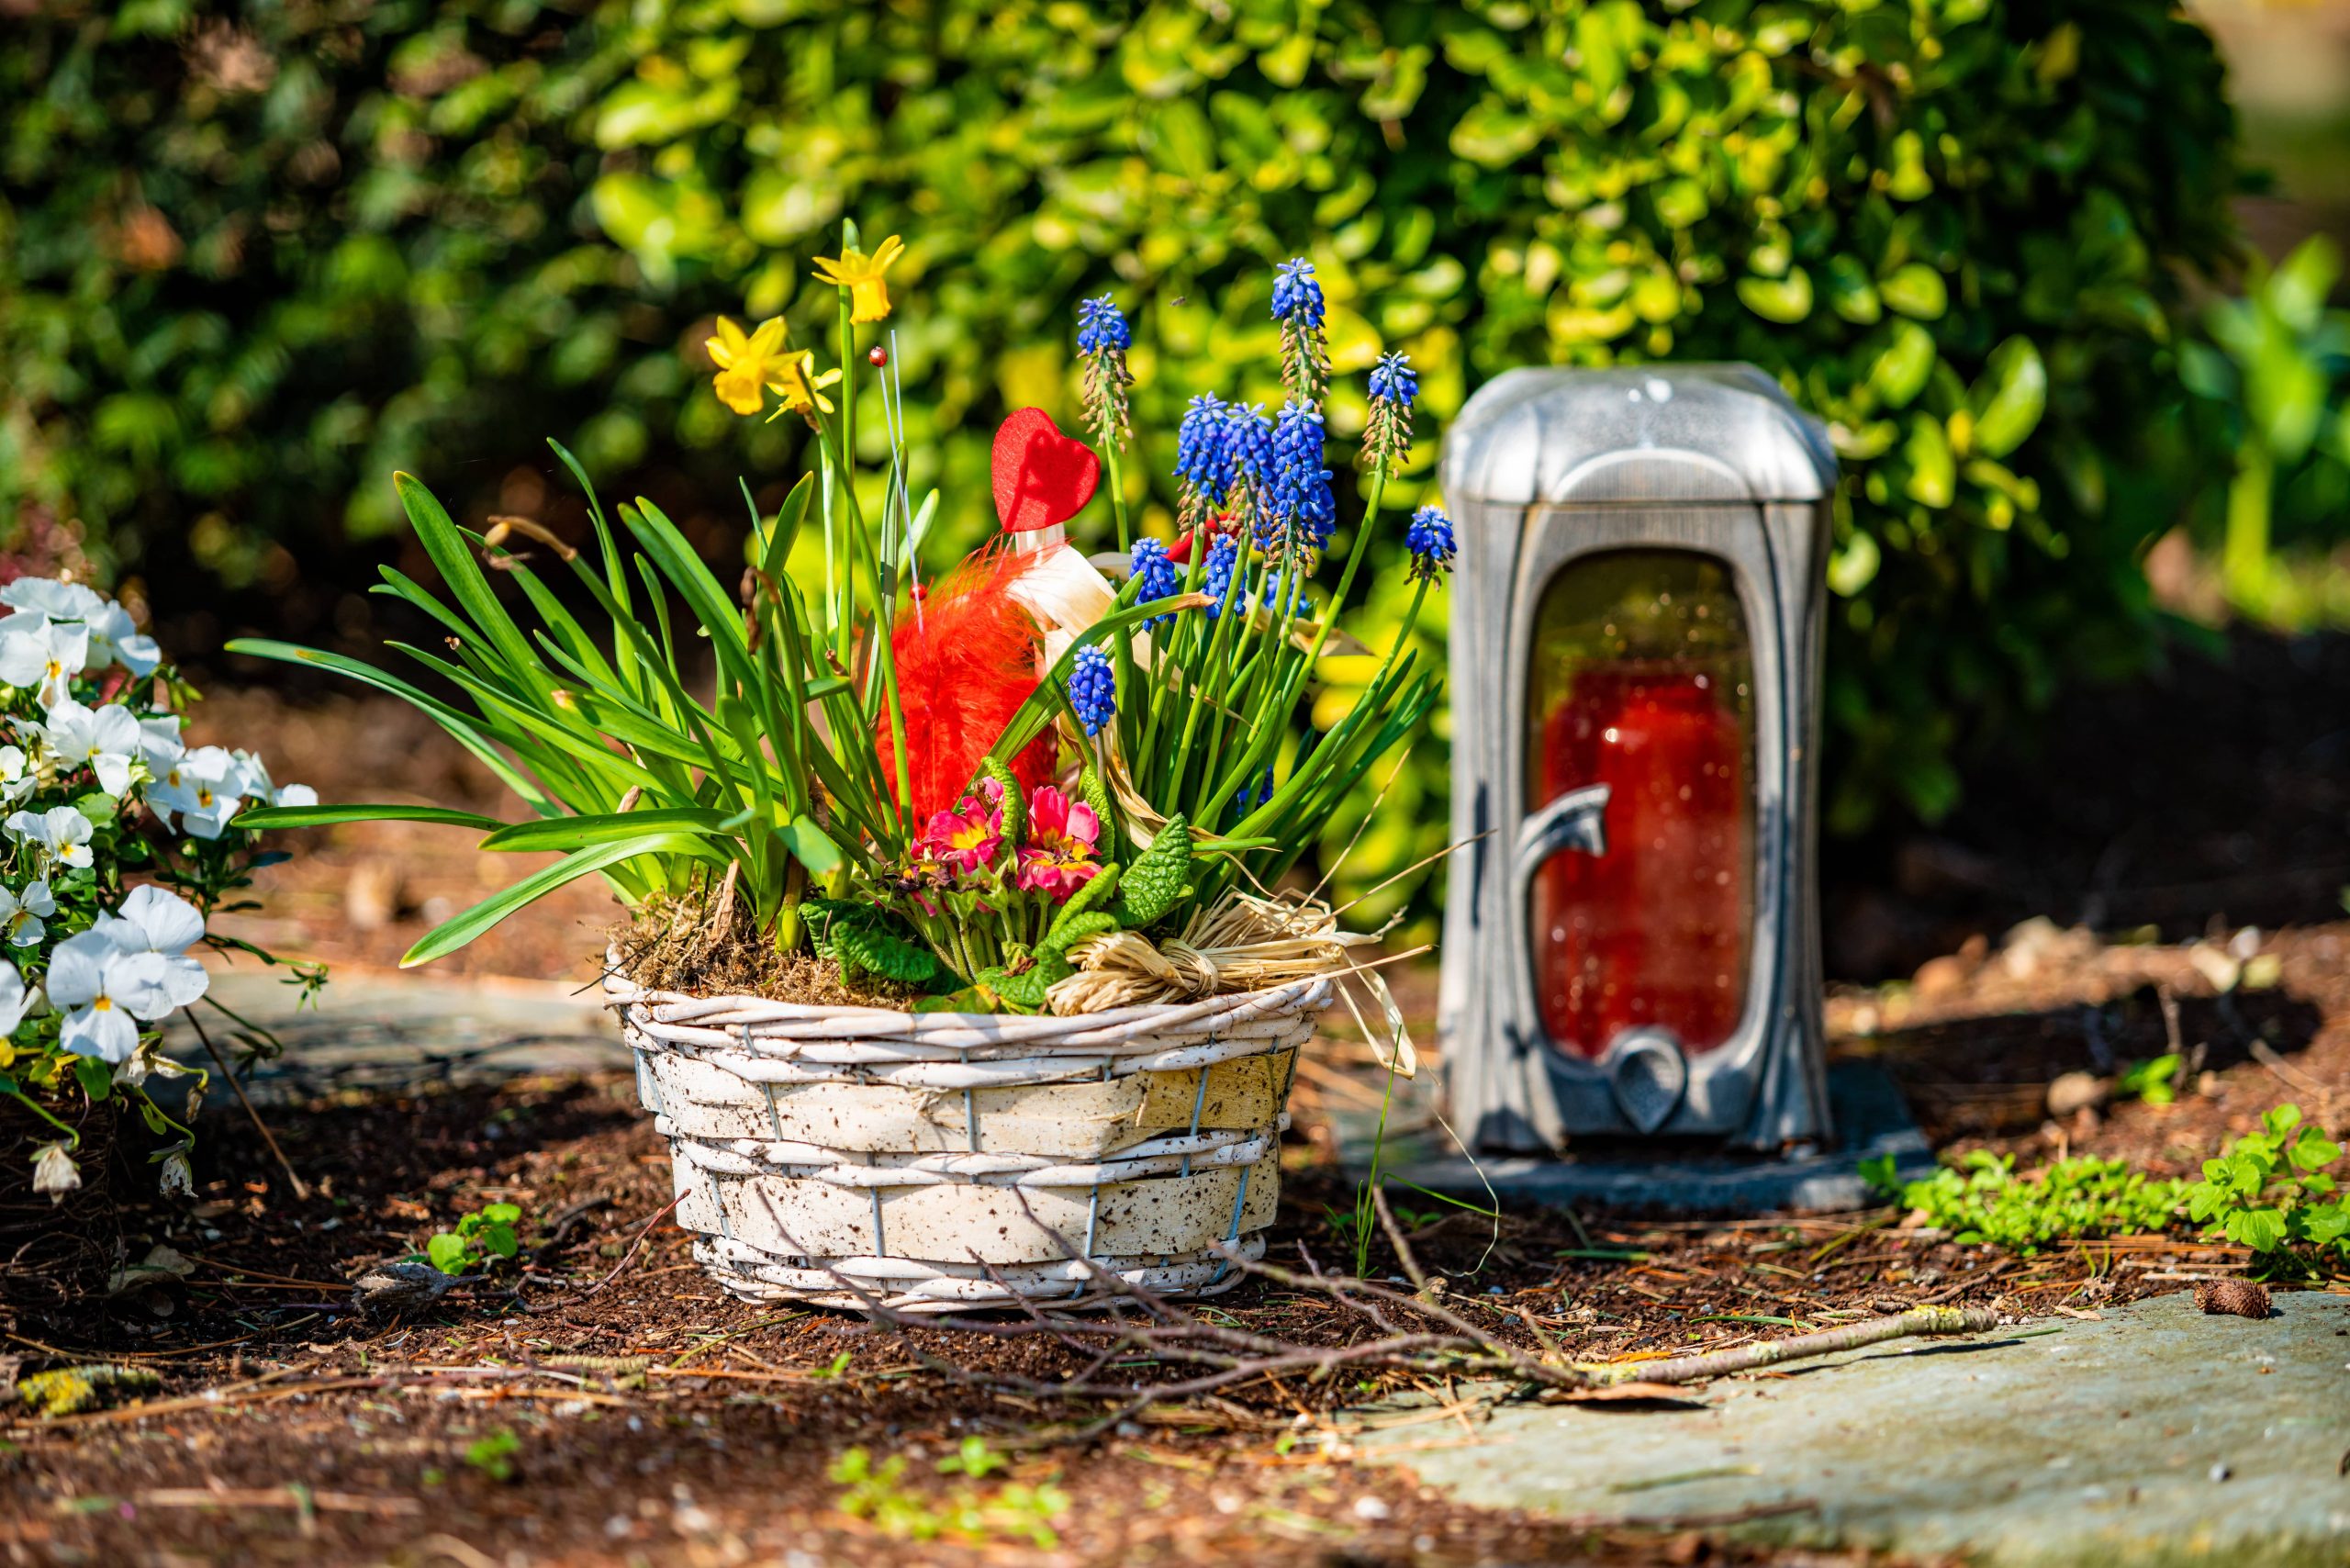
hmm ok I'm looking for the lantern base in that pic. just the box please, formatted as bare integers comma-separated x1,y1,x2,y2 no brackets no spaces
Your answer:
1341,1061,1930,1215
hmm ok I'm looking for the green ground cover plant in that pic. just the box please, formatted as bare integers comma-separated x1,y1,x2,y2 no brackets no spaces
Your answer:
1868,1101,2350,1273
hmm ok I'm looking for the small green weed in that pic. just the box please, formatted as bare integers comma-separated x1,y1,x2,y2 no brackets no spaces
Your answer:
426,1202,522,1275
2113,1054,2181,1106
829,1445,1068,1548
934,1437,1008,1479
2185,1103,2347,1264
463,1429,520,1483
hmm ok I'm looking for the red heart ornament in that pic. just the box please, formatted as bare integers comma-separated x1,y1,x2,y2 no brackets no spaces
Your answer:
991,408,1101,533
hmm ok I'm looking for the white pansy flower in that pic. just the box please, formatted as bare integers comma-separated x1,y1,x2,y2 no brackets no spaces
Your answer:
31,1142,81,1202
149,745,242,838
0,581,159,678
0,613,90,709
47,928,182,1064
138,713,185,771
0,878,54,947
0,577,106,620
0,958,28,1035
35,700,142,796
5,805,95,871
93,884,209,1010
229,749,314,810
85,600,162,677
0,745,32,806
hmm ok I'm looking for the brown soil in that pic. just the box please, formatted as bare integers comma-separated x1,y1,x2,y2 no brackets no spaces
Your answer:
3,631,2339,1565
611,891,927,1008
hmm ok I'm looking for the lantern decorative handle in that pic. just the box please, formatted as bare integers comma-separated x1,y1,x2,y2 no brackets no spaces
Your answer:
1513,783,1611,886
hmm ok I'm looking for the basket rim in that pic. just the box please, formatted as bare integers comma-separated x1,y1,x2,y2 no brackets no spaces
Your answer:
602,946,1335,1039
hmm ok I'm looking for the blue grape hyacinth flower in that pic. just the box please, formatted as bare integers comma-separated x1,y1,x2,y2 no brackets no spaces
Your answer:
1270,401,1337,554
1076,293,1131,355
1130,537,1179,627
1270,259,1326,328
1067,644,1117,737
1406,505,1458,581
1201,533,1242,621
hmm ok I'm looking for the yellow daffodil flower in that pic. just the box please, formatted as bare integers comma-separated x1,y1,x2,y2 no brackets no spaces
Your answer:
811,235,907,324
705,315,790,416
767,350,844,418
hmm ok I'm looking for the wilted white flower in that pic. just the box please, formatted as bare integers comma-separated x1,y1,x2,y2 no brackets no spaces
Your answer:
31,1141,81,1203
0,958,29,1036
34,700,143,796
47,928,186,1063
95,884,209,1009
0,878,55,947
5,804,95,871
159,1149,195,1198
149,745,242,838
0,744,32,807
0,613,90,709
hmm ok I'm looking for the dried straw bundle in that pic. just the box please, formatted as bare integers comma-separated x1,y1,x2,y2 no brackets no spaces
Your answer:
1048,888,1417,1074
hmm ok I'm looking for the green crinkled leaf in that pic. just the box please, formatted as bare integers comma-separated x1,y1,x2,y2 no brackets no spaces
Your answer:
1036,911,1118,961
1043,864,1121,944
1113,814,1193,928
982,757,1024,845
976,952,1072,1013
1080,767,1114,834
828,922,942,987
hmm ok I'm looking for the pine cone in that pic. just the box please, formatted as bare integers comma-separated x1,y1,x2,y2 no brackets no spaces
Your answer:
2193,1279,2271,1319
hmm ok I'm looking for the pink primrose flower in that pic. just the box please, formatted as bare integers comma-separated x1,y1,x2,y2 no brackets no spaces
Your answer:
1013,784,1102,900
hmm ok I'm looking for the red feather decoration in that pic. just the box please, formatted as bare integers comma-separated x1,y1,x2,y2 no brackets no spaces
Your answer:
878,547,1058,822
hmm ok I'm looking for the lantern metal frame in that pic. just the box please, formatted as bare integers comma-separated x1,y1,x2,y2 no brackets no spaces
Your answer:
1438,365,1839,1153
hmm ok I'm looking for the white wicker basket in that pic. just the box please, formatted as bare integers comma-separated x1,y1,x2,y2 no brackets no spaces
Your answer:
605,964,1328,1312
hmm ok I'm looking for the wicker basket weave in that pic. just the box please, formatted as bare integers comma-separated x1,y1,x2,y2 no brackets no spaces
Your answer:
606,963,1328,1312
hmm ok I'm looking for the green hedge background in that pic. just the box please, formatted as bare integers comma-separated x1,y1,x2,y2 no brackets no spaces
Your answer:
0,0,2257,925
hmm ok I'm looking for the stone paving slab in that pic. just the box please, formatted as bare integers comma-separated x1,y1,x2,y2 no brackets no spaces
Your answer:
1355,1290,2350,1566
164,965,628,1103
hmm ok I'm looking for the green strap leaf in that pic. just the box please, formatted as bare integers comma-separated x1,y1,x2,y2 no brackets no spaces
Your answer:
223,638,555,814
401,833,717,967
394,471,545,683
234,803,507,832
478,807,733,853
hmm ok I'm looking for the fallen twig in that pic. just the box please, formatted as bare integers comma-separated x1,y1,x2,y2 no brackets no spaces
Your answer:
135,1487,420,1517
1568,1305,2003,1391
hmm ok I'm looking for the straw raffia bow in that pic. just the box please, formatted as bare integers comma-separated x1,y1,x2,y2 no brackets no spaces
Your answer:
1046,888,1419,1077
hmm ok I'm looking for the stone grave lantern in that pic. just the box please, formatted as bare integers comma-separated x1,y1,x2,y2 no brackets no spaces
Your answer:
1437,365,1839,1155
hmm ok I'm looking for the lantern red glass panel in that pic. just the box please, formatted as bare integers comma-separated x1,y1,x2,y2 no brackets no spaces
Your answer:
1438,365,1836,1150
1525,552,1756,1060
